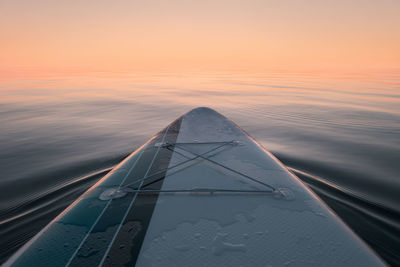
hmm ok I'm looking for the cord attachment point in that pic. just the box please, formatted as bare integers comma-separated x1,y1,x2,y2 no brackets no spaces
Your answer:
99,188,127,201
273,188,295,201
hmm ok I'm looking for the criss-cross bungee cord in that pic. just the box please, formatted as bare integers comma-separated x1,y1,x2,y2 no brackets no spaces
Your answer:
103,140,281,199
168,142,276,192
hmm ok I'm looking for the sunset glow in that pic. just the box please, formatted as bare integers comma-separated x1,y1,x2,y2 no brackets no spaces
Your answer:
1,0,399,74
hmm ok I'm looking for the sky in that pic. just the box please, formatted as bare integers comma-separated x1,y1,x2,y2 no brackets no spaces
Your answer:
1,0,399,73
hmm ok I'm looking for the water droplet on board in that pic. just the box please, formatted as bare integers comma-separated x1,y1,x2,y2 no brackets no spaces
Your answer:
212,233,247,256
284,260,295,266
174,244,191,251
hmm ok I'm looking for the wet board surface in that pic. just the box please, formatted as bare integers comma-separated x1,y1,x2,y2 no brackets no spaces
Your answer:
4,107,385,266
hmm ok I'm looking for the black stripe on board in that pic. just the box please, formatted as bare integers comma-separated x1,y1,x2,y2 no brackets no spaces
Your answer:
102,117,182,267
67,122,176,267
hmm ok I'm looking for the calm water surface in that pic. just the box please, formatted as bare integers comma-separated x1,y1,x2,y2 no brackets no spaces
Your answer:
0,71,399,265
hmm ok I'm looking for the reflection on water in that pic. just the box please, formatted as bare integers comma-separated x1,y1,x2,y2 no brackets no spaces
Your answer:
0,71,399,265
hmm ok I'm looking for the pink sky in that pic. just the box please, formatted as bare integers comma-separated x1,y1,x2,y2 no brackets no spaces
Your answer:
1,0,399,73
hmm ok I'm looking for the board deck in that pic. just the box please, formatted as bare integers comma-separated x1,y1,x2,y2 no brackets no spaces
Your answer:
4,107,384,266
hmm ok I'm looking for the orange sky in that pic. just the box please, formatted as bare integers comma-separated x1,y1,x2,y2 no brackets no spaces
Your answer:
1,0,399,73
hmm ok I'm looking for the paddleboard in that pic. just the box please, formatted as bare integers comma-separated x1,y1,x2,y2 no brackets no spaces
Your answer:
4,107,385,266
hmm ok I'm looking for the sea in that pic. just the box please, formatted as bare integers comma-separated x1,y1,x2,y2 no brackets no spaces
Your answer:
0,70,399,265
